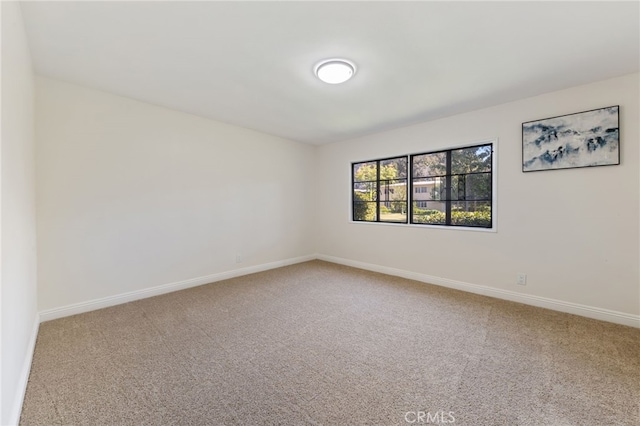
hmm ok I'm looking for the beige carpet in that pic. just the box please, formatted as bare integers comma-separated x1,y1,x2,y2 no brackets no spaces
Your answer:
20,260,640,425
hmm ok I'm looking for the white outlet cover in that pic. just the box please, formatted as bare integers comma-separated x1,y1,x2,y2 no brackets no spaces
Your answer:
517,273,527,285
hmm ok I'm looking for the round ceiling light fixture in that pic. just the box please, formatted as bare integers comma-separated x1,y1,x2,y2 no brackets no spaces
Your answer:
314,59,356,84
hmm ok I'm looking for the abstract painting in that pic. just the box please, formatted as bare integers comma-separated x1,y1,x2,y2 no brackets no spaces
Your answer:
522,106,619,172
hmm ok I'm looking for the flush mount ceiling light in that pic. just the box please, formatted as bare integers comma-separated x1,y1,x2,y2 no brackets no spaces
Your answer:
314,59,356,84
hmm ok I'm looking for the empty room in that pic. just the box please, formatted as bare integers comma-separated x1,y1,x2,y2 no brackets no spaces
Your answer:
2,1,639,425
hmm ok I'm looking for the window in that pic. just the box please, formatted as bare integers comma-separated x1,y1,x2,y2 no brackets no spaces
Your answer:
352,142,493,229
352,156,408,223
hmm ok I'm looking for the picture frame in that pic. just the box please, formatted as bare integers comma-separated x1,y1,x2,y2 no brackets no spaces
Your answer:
522,105,620,172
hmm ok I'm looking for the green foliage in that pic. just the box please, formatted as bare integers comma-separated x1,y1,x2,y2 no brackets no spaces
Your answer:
413,208,442,215
451,210,491,227
353,163,398,206
413,145,492,202
354,162,407,219
413,210,446,224
389,186,407,214
413,209,491,227
353,192,376,221
354,163,398,182
451,145,491,174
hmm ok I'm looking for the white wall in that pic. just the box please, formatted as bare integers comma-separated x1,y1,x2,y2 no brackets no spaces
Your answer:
36,77,315,313
1,2,38,425
316,73,639,319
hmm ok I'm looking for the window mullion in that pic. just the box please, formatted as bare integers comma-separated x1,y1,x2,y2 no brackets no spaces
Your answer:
445,150,452,225
376,160,381,222
409,155,414,223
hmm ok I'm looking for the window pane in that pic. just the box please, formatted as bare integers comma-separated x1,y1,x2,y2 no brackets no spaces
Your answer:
380,209,407,223
451,173,491,201
412,152,447,178
466,173,491,200
450,175,465,201
353,161,377,182
353,182,378,201
413,177,446,201
378,179,407,200
379,177,407,222
451,201,491,227
381,157,407,179
451,145,492,174
412,201,446,225
353,202,377,221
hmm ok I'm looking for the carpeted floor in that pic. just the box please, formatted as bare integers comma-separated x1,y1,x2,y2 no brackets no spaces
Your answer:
20,260,640,425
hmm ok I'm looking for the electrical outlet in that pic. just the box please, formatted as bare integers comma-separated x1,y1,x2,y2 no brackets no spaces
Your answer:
235,253,243,264
516,273,527,286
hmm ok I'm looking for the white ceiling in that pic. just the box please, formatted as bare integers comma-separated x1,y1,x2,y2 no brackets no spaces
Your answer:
20,1,640,145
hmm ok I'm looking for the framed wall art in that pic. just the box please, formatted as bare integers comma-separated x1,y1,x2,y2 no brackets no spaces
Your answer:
522,105,619,172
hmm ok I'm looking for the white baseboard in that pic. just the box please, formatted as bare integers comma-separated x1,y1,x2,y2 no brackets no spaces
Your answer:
317,254,640,328
8,313,40,426
38,253,639,328
39,254,316,322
